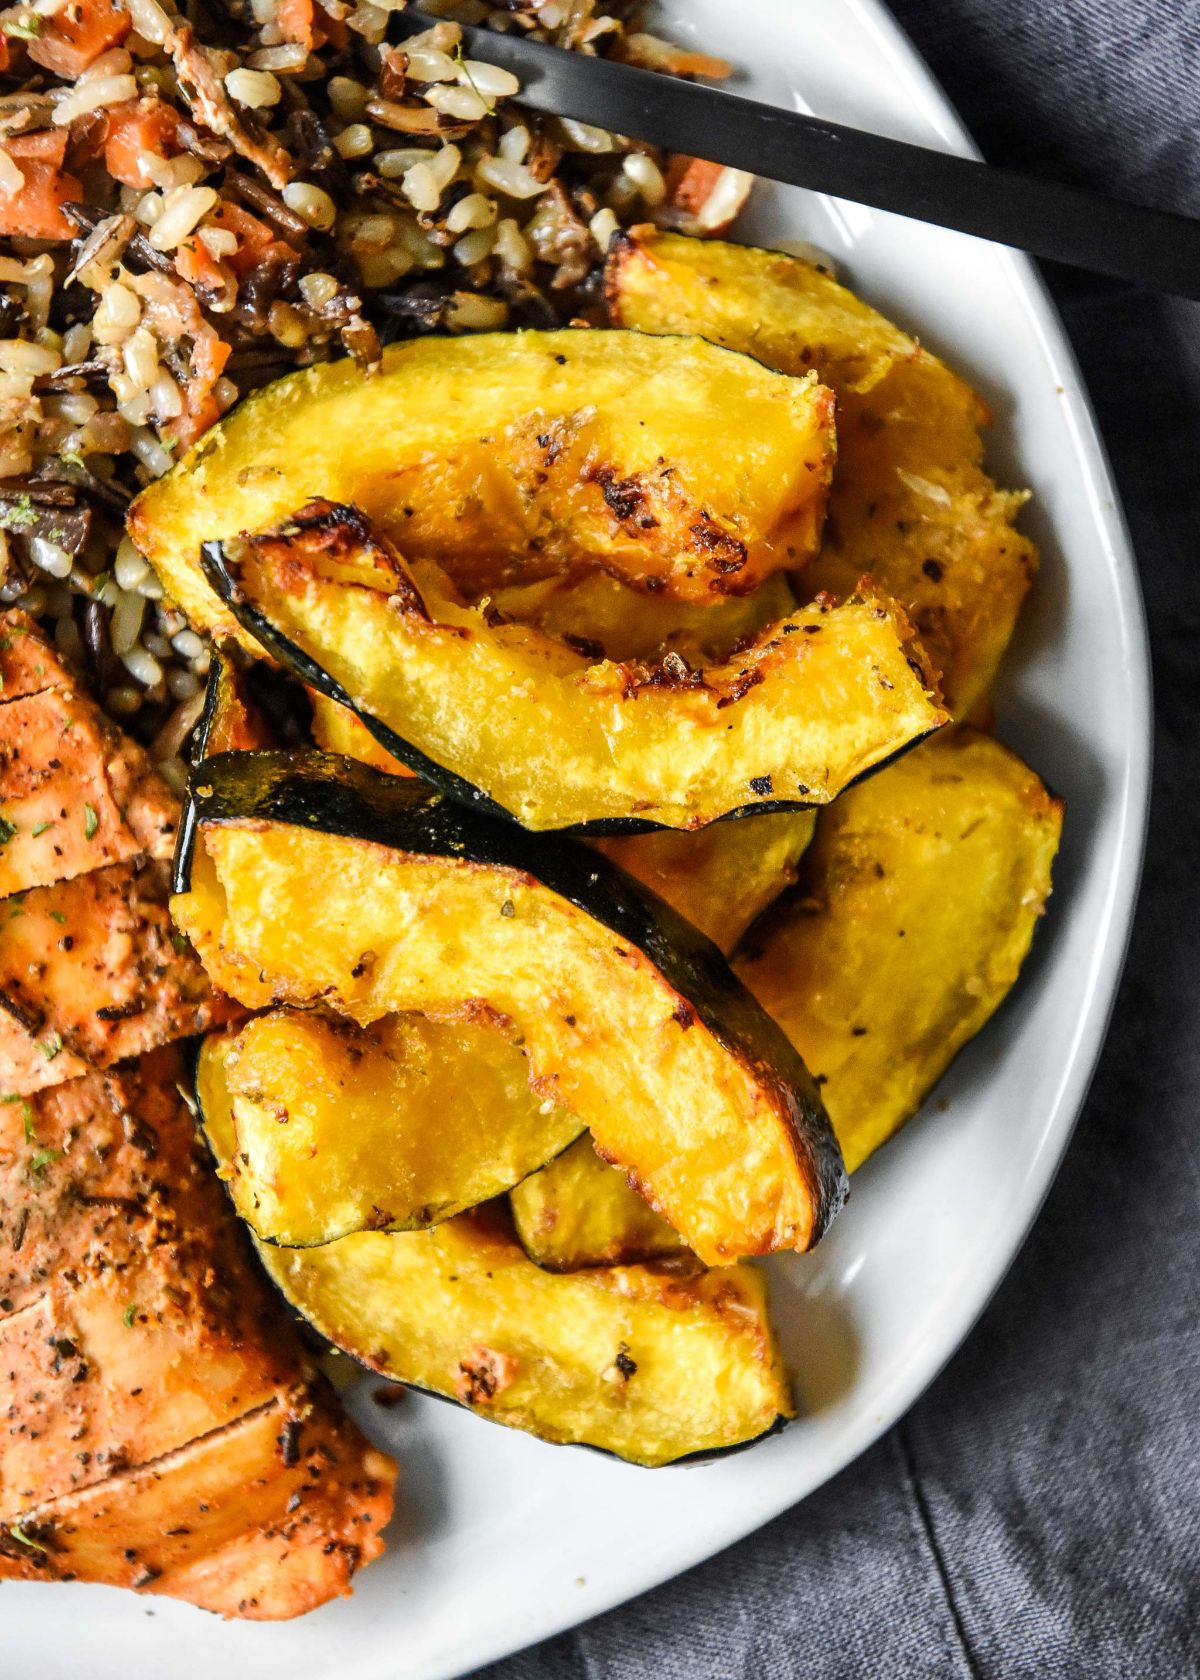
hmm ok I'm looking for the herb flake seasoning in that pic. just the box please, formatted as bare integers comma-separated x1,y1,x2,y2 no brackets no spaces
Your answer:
83,803,99,841
9,1523,46,1553
41,1031,63,1063
28,1146,60,1175
123,1303,138,1329
0,816,16,846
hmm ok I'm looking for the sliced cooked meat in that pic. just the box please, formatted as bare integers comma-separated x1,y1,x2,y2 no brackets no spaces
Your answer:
0,684,179,898
0,1390,394,1618
0,859,237,1091
0,1046,395,1615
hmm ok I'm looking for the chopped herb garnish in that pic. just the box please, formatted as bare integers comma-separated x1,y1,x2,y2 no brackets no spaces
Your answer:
22,1103,34,1142
48,909,67,925
41,1031,63,1063
123,1303,138,1328
9,1524,46,1553
0,493,37,527
83,803,99,840
170,929,191,955
60,450,86,470
31,820,53,838
0,816,16,846
28,1146,61,1174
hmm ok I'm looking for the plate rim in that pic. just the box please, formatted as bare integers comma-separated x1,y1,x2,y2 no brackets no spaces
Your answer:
405,0,1153,1671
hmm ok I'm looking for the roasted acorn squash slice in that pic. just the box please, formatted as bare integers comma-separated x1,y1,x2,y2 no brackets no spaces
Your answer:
201,500,946,832
128,328,836,640
607,229,1037,718
171,751,846,1264
736,729,1063,1171
305,687,812,953
249,1206,793,1466
510,1135,689,1271
197,1009,582,1247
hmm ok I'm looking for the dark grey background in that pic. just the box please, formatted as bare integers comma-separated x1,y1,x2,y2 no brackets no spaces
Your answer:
474,4,1200,1675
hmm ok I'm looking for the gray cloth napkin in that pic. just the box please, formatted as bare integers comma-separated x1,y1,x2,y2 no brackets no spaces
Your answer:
475,4,1200,1675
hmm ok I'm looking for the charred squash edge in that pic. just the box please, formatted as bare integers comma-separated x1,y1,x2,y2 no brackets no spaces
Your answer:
174,750,848,1249
198,535,941,837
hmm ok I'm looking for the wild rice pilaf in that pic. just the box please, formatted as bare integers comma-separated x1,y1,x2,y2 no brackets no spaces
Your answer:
0,0,748,784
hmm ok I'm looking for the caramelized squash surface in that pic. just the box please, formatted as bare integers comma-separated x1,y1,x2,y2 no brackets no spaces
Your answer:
172,752,845,1264
608,230,1036,717
736,730,1063,1170
197,1009,582,1246
205,501,945,831
256,1208,792,1466
129,328,835,638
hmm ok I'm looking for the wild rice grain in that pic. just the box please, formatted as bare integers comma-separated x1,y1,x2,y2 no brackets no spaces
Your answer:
299,271,340,307
225,67,283,108
622,152,666,205
475,156,548,200
282,181,337,231
333,122,375,159
458,60,519,100
111,589,147,655
401,161,441,213
425,84,490,123
404,47,459,82
52,75,139,124
446,191,498,234
30,538,73,579
114,541,151,592
148,185,219,251
122,646,164,687
328,76,368,119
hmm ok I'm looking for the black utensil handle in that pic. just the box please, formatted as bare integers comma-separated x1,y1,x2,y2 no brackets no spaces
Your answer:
393,11,1200,299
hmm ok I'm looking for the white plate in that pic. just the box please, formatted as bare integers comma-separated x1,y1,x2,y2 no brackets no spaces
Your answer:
11,2,1150,1676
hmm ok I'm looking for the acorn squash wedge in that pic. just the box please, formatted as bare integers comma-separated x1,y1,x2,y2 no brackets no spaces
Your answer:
171,751,847,1264
306,686,812,953
510,1135,689,1271
606,229,1037,718
735,729,1063,1171
249,1205,793,1466
196,1008,582,1247
128,328,836,642
201,500,946,832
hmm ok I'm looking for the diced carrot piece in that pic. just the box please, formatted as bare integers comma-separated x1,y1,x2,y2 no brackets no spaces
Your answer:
202,199,282,276
28,0,130,78
168,333,232,450
0,131,82,242
663,155,753,234
277,0,314,47
313,3,347,49
103,96,182,190
173,234,226,294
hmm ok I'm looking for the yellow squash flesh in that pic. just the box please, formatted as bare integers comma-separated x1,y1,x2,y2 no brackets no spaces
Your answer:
129,329,836,639
174,816,832,1265
736,729,1063,1171
255,1209,793,1466
197,1010,583,1246
607,230,1037,717
216,503,946,830
597,810,815,954
510,1135,688,1270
